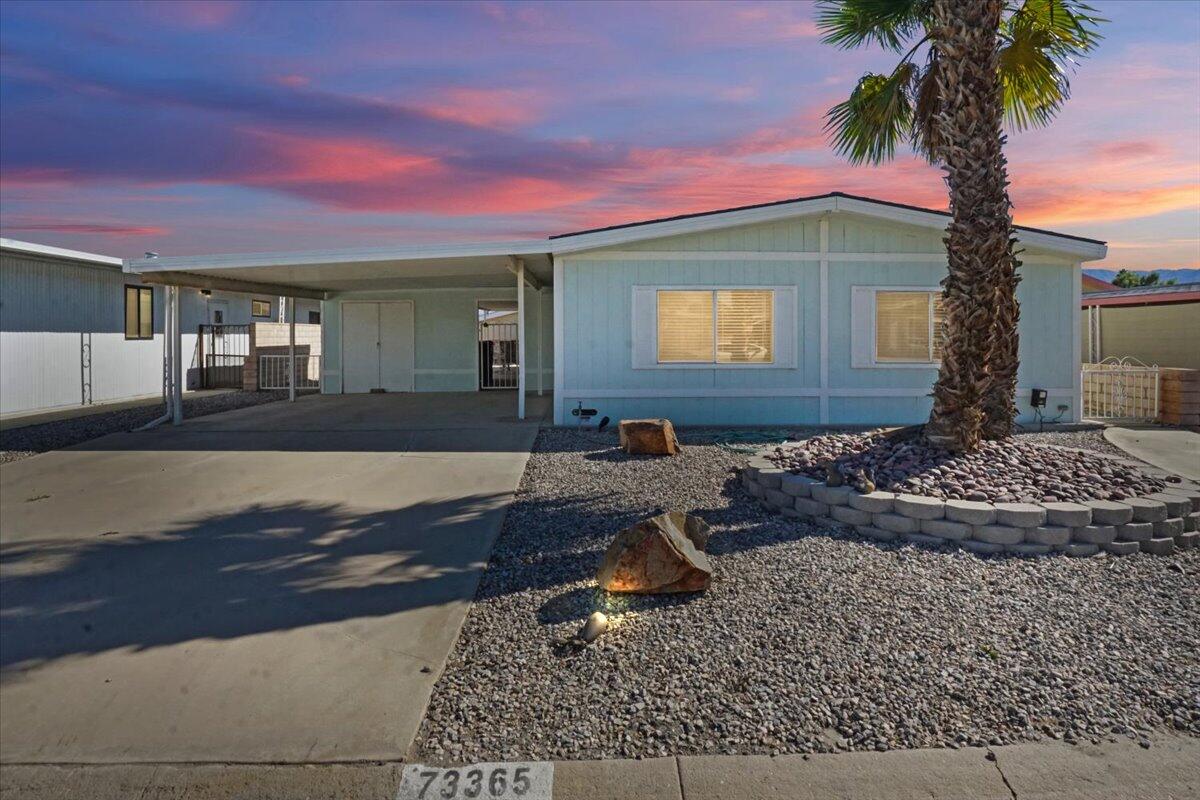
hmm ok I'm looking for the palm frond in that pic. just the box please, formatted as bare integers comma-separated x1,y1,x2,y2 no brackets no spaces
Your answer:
816,0,931,52
825,63,918,164
910,48,943,162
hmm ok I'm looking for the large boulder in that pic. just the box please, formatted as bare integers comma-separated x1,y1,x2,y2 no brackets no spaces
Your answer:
618,418,679,456
597,512,712,593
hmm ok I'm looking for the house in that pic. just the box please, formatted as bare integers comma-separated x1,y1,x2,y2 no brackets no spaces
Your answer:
0,238,320,416
1082,273,1117,293
124,192,1107,426
1082,281,1200,370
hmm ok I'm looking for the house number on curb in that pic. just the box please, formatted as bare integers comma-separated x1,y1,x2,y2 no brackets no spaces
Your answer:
397,762,553,800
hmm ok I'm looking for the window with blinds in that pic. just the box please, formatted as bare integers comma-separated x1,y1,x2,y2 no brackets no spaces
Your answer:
657,289,773,364
875,290,944,363
124,285,153,340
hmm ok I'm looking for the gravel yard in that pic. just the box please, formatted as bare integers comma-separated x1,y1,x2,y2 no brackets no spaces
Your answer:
415,426,1199,763
0,391,287,463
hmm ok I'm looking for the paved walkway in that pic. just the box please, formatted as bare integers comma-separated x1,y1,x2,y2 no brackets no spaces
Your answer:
3,736,1196,798
1105,425,1200,480
0,393,547,765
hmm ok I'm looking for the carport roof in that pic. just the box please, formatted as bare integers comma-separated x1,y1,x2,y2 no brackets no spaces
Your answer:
125,241,553,298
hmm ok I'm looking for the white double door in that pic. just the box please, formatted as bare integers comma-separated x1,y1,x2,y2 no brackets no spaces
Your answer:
342,301,415,393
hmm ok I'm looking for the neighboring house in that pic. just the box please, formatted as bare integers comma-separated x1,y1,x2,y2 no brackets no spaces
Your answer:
1082,282,1200,370
1082,273,1117,293
126,192,1107,426
0,238,320,416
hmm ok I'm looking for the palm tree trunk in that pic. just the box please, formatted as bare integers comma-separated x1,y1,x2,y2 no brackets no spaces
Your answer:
981,254,1021,439
924,0,1016,452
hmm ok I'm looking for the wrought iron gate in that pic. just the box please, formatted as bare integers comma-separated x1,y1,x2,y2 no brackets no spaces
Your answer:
1081,357,1160,421
199,324,250,389
478,321,518,389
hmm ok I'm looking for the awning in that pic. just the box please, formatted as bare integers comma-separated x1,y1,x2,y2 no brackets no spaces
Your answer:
124,240,554,298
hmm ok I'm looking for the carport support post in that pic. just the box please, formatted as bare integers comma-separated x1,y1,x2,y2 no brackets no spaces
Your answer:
516,258,526,420
170,285,183,425
288,297,296,402
537,288,543,396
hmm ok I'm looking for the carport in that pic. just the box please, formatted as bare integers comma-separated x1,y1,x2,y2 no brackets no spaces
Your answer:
125,242,554,421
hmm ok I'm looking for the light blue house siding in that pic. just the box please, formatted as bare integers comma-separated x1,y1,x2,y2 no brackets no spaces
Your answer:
556,212,1080,427
319,286,552,393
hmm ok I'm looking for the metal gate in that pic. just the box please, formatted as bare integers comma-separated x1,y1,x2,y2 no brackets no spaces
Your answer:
1081,357,1160,421
478,321,517,389
199,324,250,389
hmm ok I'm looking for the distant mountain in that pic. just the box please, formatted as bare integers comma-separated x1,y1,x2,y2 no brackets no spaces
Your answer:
1084,268,1200,285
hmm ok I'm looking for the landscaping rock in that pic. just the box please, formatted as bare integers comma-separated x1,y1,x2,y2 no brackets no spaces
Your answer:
1041,502,1092,528
794,498,830,518
1153,518,1184,538
830,505,872,527
596,512,712,593
1007,543,1052,556
873,513,920,534
1116,523,1154,542
893,494,945,520
973,524,1024,545
811,484,853,506
1027,526,1071,546
848,491,895,514
1125,497,1168,523
1056,542,1100,557
618,418,679,456
1140,537,1175,556
994,502,1046,528
945,499,995,525
920,518,972,540
1083,500,1134,526
1073,525,1117,545
780,473,820,497
1144,493,1192,518
855,525,898,542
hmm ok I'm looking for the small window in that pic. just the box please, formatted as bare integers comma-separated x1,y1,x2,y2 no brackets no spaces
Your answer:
308,310,321,324
875,291,944,363
251,299,272,318
656,289,774,364
124,285,153,339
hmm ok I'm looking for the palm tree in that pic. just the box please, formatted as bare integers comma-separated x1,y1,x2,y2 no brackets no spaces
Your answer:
818,0,1103,450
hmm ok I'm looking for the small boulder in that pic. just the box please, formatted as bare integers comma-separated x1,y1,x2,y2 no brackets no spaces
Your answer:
618,418,679,456
597,512,712,593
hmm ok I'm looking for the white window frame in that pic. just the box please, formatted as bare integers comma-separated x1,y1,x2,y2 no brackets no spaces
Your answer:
851,285,943,369
632,285,797,370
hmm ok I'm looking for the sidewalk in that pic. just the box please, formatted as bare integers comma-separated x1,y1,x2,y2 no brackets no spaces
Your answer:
1105,425,1200,480
3,735,1196,799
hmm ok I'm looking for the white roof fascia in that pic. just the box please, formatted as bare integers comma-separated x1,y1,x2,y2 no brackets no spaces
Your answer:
547,195,1107,262
830,196,1108,261
124,239,551,273
1,237,123,267
548,196,839,255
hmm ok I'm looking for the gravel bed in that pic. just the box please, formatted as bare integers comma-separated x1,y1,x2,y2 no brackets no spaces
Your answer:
1016,427,1134,460
768,429,1171,503
415,427,1199,763
0,391,288,463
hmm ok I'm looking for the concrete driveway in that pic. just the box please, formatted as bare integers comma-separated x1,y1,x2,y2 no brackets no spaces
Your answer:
0,393,546,764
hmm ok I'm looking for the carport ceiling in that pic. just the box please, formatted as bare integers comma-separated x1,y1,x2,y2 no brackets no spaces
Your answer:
125,242,554,295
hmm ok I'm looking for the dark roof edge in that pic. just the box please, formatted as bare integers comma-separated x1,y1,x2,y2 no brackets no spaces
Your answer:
549,191,1107,247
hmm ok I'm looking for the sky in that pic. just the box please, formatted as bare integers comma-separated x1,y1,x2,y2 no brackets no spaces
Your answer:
1,0,1197,270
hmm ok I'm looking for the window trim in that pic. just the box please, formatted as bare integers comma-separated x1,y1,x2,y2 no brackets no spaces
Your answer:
632,284,797,370
124,284,154,340
852,285,944,369
251,298,273,318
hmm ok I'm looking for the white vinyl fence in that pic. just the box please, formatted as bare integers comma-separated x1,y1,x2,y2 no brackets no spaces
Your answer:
1081,357,1160,421
259,354,321,391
